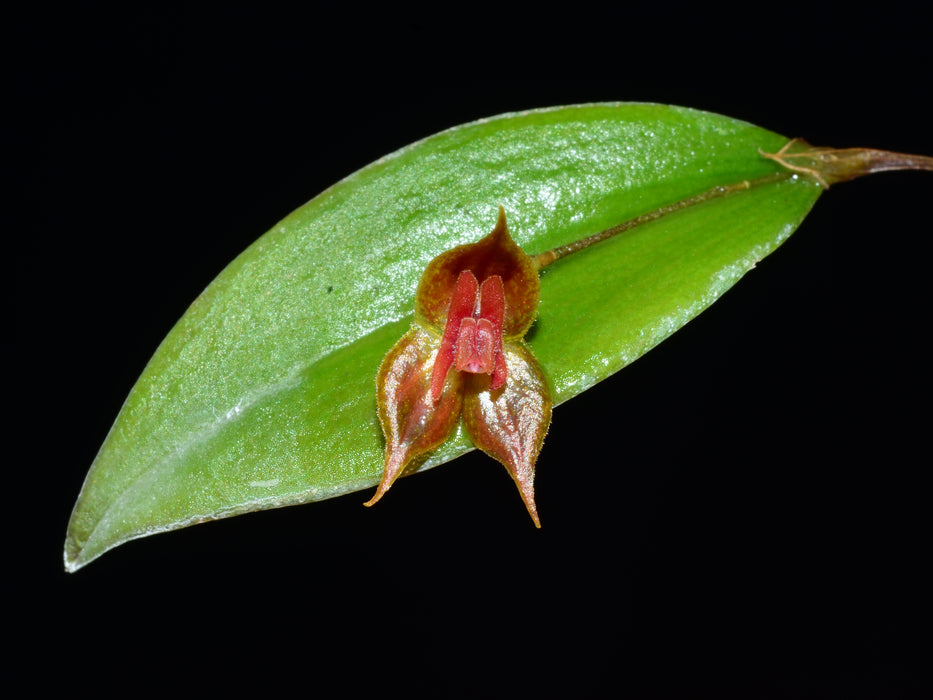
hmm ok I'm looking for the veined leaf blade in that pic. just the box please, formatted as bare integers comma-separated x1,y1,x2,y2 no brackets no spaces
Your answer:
65,103,821,570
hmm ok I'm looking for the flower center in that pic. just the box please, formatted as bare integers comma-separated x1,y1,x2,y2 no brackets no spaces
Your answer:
429,270,507,401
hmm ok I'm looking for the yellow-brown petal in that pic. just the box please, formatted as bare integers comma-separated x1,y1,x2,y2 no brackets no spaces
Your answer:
461,341,552,526
415,206,539,338
366,326,463,507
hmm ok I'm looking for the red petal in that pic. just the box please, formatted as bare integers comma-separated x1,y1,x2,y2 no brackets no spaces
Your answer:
490,349,507,391
477,274,505,330
430,270,478,402
478,275,507,388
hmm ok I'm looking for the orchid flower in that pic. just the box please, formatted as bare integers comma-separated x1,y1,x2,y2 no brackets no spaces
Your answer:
365,206,550,525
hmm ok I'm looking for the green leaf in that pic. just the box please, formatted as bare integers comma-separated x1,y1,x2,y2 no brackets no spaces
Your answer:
65,103,821,571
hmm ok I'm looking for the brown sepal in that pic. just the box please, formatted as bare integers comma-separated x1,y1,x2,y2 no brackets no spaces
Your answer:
415,206,540,338
461,342,552,527
365,326,463,507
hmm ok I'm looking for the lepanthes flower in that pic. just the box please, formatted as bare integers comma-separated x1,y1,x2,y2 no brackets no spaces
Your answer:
364,206,551,525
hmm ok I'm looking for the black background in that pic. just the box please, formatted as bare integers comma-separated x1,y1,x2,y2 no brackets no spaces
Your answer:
12,3,931,697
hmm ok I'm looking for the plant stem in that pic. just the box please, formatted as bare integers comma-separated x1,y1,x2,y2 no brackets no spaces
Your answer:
532,139,933,271
760,138,933,188
531,171,792,270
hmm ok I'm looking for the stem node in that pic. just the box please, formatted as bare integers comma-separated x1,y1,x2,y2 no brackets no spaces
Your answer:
760,138,933,188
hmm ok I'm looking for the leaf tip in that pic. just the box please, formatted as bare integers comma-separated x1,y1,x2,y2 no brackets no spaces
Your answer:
63,541,84,574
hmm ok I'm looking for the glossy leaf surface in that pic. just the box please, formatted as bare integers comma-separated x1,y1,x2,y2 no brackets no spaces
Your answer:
65,103,822,570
